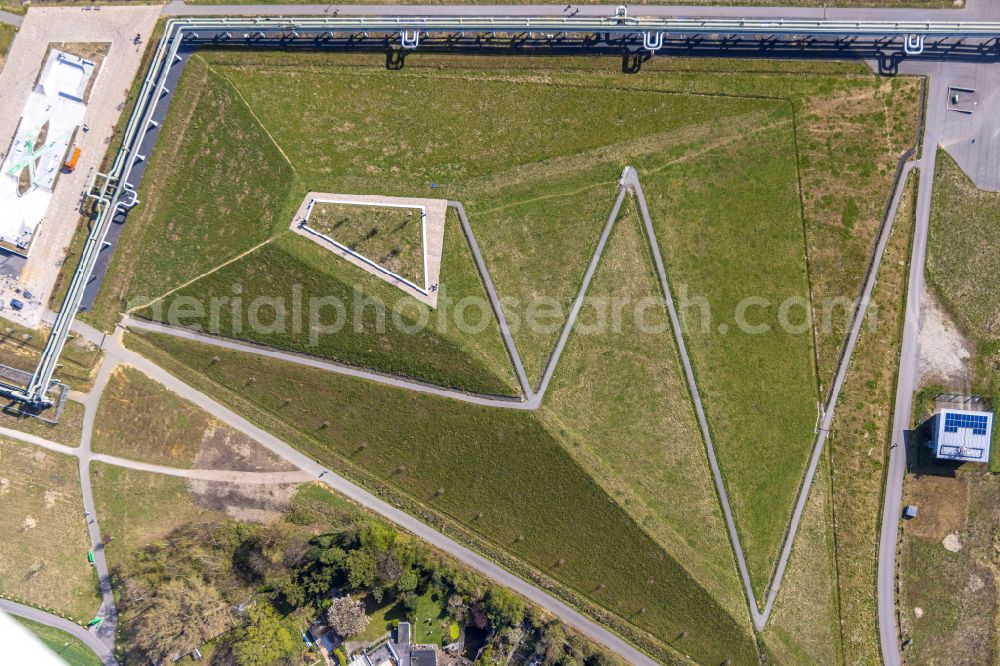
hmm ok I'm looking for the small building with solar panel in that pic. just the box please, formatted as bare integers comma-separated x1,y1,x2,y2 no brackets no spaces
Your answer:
931,408,994,463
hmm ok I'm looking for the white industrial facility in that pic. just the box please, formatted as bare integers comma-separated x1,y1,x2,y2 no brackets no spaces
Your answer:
0,49,93,253
931,407,994,464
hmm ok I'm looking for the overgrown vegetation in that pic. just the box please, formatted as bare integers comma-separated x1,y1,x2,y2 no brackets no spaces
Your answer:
0,320,101,390
828,174,915,663
106,478,625,666
1,399,84,446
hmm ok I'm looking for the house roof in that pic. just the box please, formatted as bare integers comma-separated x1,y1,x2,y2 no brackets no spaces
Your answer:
410,647,437,666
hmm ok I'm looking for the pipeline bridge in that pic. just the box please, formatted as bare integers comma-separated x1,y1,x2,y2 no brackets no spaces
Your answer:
4,8,1000,409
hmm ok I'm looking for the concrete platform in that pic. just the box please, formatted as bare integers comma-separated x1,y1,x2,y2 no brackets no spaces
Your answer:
290,192,447,308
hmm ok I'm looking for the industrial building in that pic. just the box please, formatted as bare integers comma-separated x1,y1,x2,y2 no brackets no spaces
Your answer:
930,407,994,464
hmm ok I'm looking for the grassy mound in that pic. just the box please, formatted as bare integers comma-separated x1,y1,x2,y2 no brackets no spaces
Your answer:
126,327,758,665
643,118,820,596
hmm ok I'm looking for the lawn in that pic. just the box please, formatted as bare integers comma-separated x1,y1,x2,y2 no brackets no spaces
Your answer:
14,616,102,666
643,117,820,597
0,439,100,620
307,202,426,286
125,328,757,666
411,589,446,645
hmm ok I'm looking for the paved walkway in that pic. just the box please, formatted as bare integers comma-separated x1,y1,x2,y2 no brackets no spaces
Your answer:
0,599,115,666
0,10,22,27
877,69,947,666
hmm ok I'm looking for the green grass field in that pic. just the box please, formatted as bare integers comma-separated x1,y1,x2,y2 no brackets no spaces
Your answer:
94,50,923,661
14,617,102,666
643,116,820,596
0,439,100,620
138,215,518,395
541,200,747,625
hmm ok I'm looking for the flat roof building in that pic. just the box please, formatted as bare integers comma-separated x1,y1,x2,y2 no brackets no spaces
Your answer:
932,408,994,463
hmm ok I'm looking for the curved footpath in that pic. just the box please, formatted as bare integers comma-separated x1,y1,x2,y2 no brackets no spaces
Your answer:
0,599,114,666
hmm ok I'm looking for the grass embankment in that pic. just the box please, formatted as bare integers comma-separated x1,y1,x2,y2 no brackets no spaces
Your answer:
826,174,915,663
125,328,757,666
542,200,747,625
93,52,921,659
138,213,519,396
92,55,297,326
926,150,1000,392
14,616,102,666
308,202,426,286
109,51,783,392
0,439,100,620
644,117,819,596
92,365,293,470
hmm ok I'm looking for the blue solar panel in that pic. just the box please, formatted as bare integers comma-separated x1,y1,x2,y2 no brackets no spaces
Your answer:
944,412,989,436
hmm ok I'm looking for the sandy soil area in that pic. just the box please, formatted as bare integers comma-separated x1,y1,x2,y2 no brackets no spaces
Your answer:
918,286,973,387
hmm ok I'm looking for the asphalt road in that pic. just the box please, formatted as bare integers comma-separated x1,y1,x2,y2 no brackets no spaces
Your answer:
160,0,999,20
0,599,115,666
877,74,945,666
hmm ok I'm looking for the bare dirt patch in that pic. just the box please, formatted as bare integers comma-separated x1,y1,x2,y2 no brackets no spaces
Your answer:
193,425,296,473
903,474,969,542
919,286,973,387
187,480,299,524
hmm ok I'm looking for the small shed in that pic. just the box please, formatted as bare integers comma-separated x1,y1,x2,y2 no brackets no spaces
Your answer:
932,408,993,463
